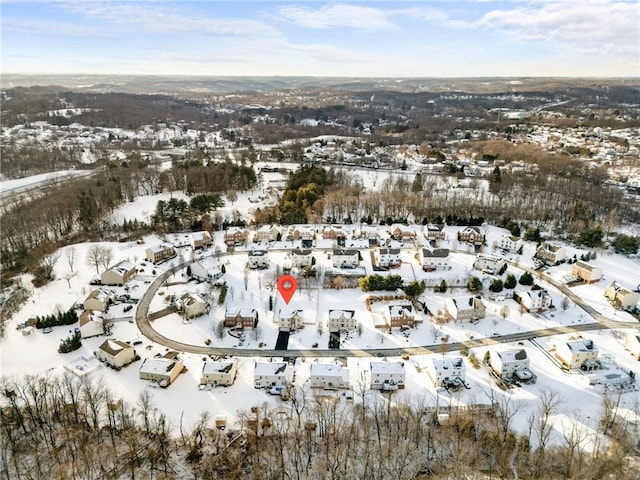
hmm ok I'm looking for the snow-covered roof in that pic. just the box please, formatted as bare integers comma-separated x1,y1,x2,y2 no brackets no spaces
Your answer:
254,362,288,376
202,361,235,375
329,309,354,319
310,363,348,378
431,357,465,372
99,339,132,356
140,357,179,375
370,362,405,375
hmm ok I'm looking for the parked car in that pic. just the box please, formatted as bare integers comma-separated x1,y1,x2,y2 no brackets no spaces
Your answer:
268,386,284,395
42,327,53,334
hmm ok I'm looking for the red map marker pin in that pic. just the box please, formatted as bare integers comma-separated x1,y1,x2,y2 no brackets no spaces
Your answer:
277,275,297,305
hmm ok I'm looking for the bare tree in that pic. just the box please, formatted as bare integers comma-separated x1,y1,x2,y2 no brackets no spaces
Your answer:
63,247,78,288
100,247,114,271
560,295,571,311
500,305,510,320
87,244,104,274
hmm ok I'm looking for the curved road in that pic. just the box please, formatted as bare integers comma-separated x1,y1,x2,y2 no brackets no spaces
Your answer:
136,249,637,358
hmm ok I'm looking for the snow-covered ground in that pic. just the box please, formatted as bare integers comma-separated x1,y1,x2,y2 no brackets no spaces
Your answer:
2,185,640,449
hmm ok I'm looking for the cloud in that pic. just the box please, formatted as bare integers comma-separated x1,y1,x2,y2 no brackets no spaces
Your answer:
277,3,397,31
61,1,279,38
477,0,639,57
1,17,113,38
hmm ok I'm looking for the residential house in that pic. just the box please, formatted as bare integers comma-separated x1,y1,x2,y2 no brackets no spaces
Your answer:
605,282,640,310
457,226,485,246
95,339,136,369
423,224,446,242
376,248,401,268
139,354,184,387
556,339,599,370
291,249,313,268
420,248,450,271
473,253,506,274
332,249,360,269
164,233,191,248
499,234,523,253
444,296,487,322
310,363,350,389
322,225,348,242
427,357,466,389
145,244,176,264
224,226,248,246
177,292,208,319
534,243,566,266
390,224,416,241
248,250,269,269
572,261,603,283
277,309,305,332
387,304,416,329
287,225,314,241
361,226,380,246
79,311,105,338
624,333,640,360
224,308,258,329
101,260,136,286
189,261,223,283
201,360,238,386
514,289,553,312
489,348,534,382
254,362,293,388
255,224,280,242
190,231,213,250
84,288,115,312
328,310,357,332
370,362,406,390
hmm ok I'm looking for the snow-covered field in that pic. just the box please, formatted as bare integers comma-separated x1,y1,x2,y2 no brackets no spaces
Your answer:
2,184,640,449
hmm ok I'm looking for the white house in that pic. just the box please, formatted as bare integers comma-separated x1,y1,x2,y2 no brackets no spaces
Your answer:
145,244,176,264
473,254,506,275
139,355,184,387
489,348,533,381
534,243,566,265
189,261,223,283
514,289,553,312
624,333,640,360
332,249,360,268
177,292,208,319
427,357,466,389
201,360,238,386
79,311,105,338
556,339,599,370
605,282,640,310
328,310,357,332
255,224,280,242
444,296,487,322
277,309,305,332
190,231,213,250
254,362,293,388
291,249,313,268
498,234,523,253
420,248,450,271
370,362,405,390
309,363,350,389
95,339,136,369
376,248,401,268
83,288,115,312
248,250,269,269
101,260,136,286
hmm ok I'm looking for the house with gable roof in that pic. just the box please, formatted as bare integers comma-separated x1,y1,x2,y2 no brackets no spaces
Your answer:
96,339,136,369
101,260,136,286
444,296,486,322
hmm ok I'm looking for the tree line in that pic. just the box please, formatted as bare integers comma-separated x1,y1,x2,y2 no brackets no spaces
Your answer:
1,373,637,479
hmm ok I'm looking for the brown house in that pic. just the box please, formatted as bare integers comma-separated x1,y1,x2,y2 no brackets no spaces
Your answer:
457,226,485,246
224,227,248,246
224,308,258,329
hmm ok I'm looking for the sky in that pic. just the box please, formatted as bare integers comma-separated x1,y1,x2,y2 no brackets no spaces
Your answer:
1,0,639,77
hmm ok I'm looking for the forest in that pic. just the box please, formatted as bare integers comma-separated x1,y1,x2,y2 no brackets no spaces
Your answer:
1,373,638,480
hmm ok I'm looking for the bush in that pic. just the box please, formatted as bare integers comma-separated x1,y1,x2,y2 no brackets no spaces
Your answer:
360,274,403,292
58,331,82,354
519,272,534,286
468,276,482,292
218,283,228,305
489,279,504,293
504,274,517,289
613,234,639,255
36,309,79,329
